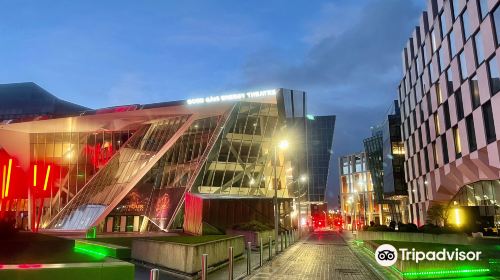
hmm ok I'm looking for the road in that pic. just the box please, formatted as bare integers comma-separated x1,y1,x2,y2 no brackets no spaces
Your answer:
247,230,377,280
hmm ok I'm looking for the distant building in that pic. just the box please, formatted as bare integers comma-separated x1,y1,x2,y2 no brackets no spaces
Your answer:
306,115,336,203
0,82,88,122
339,152,380,229
398,0,500,228
364,101,408,225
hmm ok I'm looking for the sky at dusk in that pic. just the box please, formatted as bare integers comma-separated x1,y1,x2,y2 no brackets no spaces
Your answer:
0,0,426,208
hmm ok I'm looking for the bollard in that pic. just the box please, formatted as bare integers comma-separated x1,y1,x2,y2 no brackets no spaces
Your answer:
150,268,159,280
291,230,294,243
259,237,264,267
280,233,283,252
268,236,272,260
246,242,252,275
228,247,234,280
201,254,208,280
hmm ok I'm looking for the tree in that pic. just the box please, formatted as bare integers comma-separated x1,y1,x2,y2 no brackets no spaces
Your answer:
426,204,449,226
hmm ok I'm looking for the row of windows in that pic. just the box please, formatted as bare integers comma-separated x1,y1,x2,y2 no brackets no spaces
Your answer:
405,101,495,181
403,66,497,160
399,1,500,119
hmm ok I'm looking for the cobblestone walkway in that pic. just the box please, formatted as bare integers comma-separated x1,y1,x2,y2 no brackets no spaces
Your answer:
247,231,376,280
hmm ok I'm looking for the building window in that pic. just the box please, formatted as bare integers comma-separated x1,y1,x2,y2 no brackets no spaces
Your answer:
470,74,481,109
455,89,464,120
436,83,443,105
459,51,467,80
431,29,438,53
424,146,430,172
482,101,497,144
494,5,500,46
438,48,445,72
434,113,441,135
426,93,432,116
474,32,485,65
430,62,436,82
487,56,500,95
452,0,460,19
478,0,488,20
449,29,457,57
446,67,453,96
432,142,439,168
466,115,477,152
392,142,405,155
425,121,431,143
444,101,451,129
462,9,472,40
440,12,447,38
441,135,449,164
453,126,462,158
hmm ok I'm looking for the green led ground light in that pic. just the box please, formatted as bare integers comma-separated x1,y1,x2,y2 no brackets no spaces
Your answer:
359,243,492,279
399,267,490,278
74,246,107,259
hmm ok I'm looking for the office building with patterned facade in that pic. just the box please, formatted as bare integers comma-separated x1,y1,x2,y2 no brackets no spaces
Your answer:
339,152,380,229
0,85,308,235
364,101,408,225
399,0,500,229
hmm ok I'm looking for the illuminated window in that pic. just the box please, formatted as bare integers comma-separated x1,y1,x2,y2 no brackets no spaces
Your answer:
434,113,441,135
453,126,462,157
391,142,405,155
436,83,443,104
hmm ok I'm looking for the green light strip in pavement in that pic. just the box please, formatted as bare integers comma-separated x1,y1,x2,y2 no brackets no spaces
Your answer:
74,246,107,258
357,242,491,278
402,268,490,277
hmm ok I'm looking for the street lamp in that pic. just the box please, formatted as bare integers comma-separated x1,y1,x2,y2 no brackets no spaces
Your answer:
274,139,288,254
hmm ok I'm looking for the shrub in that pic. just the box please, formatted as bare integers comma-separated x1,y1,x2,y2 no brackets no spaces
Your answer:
365,225,393,232
419,224,462,234
398,223,418,232
0,219,18,237
232,220,273,232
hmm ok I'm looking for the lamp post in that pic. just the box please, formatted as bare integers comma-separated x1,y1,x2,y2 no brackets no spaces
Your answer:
274,139,288,255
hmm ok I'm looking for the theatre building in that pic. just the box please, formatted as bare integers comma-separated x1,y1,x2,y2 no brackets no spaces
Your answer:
0,84,307,235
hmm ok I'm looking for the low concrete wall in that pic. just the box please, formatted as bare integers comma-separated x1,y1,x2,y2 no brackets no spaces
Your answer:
0,261,134,280
357,231,470,245
226,229,274,247
131,236,244,274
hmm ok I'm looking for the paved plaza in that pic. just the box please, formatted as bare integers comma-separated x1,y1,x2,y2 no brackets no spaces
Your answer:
247,231,377,280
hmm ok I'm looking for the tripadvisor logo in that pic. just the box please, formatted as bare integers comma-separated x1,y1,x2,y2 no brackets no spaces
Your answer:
374,244,482,266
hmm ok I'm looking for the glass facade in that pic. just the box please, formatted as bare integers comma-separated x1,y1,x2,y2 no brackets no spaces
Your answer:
339,152,380,228
305,116,336,203
450,180,500,229
48,115,191,230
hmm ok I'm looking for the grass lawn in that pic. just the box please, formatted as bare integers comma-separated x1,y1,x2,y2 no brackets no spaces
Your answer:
0,232,105,264
93,235,231,248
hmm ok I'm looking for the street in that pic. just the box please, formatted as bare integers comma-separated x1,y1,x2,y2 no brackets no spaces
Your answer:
248,230,377,280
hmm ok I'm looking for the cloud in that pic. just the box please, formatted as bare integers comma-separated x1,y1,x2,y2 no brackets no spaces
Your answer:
237,0,424,207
